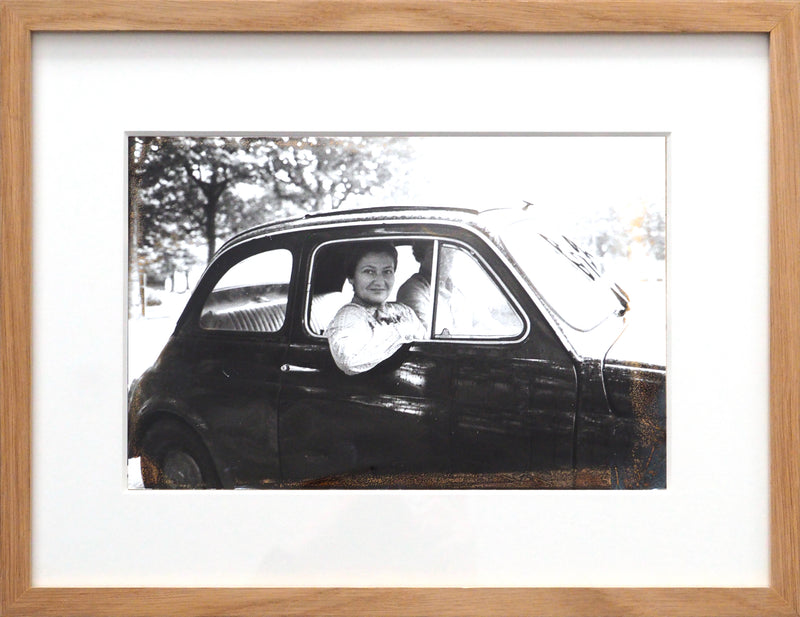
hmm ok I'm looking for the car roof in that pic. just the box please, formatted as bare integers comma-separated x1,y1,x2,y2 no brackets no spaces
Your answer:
216,205,525,254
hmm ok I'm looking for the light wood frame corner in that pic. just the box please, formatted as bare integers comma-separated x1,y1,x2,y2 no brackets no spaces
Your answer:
2,1,799,616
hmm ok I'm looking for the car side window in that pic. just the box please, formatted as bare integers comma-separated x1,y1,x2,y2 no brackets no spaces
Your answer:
306,241,421,336
432,243,524,339
199,248,292,332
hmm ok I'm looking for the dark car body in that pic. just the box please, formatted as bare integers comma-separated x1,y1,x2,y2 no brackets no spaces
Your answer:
128,207,666,489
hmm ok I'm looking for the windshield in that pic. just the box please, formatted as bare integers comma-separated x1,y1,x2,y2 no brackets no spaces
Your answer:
499,220,625,332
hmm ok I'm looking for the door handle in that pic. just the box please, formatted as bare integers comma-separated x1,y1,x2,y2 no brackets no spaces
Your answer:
281,364,320,373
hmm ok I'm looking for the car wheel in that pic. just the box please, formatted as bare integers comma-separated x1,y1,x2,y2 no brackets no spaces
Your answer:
139,419,221,489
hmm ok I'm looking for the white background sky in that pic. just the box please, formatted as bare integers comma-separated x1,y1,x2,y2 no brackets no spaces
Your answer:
233,135,667,234
364,135,666,226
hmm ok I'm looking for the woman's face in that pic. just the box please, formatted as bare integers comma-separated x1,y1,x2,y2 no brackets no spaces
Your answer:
349,251,396,307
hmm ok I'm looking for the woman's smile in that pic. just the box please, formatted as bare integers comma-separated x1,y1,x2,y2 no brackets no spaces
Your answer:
349,251,396,307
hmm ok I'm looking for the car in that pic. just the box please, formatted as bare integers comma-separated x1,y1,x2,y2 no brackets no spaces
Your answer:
127,206,666,489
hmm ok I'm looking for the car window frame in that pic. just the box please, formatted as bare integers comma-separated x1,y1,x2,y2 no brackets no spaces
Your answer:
429,239,528,342
302,233,530,345
184,238,299,340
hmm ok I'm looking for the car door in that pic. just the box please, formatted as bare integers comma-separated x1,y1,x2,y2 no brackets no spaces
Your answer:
183,238,297,486
276,235,452,486
432,241,579,476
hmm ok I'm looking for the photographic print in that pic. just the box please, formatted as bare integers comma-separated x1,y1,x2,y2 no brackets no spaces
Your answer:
127,135,666,490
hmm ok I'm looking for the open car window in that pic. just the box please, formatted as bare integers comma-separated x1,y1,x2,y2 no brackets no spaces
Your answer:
432,243,524,340
199,248,293,333
307,239,428,337
306,238,523,342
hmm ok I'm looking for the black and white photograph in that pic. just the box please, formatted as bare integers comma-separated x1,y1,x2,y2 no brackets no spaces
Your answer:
126,134,666,490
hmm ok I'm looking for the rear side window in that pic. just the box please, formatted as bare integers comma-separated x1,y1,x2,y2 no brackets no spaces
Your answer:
199,248,293,333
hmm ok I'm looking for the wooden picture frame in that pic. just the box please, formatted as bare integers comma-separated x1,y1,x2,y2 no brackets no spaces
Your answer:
1,1,797,615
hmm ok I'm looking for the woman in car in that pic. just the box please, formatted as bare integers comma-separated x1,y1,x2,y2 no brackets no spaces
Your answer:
326,241,424,375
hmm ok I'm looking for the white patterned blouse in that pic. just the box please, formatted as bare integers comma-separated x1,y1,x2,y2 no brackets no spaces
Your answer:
326,301,424,375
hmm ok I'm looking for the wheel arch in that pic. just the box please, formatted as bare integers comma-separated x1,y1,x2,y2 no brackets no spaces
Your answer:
131,403,231,488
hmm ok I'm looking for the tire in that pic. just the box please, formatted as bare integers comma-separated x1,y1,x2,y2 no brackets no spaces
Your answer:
139,418,221,489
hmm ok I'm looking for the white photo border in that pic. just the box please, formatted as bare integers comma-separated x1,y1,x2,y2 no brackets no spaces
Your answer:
30,32,768,588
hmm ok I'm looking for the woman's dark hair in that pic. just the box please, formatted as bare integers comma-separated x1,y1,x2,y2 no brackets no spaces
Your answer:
344,241,398,278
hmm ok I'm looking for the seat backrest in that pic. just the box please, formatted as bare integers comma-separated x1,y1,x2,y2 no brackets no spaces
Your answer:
200,302,287,333
309,291,347,334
